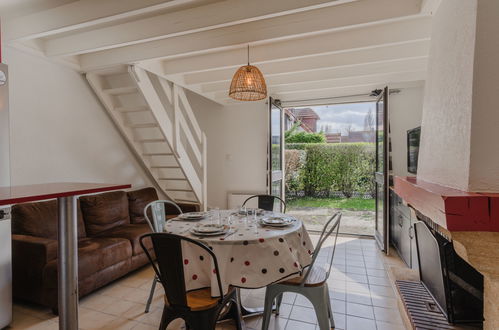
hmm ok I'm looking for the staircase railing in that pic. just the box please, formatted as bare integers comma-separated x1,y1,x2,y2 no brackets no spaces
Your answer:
131,65,207,210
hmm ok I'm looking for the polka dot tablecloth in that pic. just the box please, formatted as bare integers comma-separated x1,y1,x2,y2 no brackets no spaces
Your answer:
164,210,314,297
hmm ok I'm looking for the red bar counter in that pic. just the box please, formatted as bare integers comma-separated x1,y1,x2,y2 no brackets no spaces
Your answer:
0,183,131,330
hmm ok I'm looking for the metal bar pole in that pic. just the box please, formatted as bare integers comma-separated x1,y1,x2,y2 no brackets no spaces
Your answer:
58,196,79,329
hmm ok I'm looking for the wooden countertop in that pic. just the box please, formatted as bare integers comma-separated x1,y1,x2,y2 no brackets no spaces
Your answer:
0,182,131,205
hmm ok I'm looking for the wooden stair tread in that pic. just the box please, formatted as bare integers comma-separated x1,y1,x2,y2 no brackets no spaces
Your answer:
127,123,158,128
143,152,173,156
281,265,327,287
114,106,149,113
103,86,138,95
151,165,178,168
136,138,165,143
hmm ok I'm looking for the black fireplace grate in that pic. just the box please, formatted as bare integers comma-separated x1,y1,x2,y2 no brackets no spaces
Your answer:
396,280,462,330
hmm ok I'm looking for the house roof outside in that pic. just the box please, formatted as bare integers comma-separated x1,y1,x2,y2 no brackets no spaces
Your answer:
289,108,320,120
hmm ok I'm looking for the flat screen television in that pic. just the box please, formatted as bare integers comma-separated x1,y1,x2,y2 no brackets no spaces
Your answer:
407,126,421,174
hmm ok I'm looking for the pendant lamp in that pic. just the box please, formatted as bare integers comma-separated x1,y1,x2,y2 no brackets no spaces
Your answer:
228,45,267,101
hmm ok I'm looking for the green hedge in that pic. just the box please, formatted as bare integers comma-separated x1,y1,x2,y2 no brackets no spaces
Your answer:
285,143,375,198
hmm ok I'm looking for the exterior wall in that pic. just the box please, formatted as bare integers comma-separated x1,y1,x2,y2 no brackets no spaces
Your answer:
416,0,477,190
4,47,156,190
186,91,268,209
389,86,424,177
301,117,317,132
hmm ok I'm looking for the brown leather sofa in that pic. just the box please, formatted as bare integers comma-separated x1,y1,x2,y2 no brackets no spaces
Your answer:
11,187,198,312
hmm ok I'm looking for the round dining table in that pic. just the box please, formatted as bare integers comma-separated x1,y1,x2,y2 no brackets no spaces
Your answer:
164,209,314,298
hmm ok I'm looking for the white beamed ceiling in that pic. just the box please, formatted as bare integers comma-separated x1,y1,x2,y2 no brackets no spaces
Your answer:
3,0,439,104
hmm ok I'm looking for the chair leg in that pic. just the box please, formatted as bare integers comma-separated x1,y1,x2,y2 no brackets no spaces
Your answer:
306,286,332,330
159,306,175,330
326,289,335,329
275,293,283,315
145,275,158,313
185,311,218,330
229,294,244,330
262,286,280,330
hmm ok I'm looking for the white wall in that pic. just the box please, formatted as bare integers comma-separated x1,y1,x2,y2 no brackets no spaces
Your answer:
389,86,424,177
4,47,155,189
417,0,477,191
186,91,268,208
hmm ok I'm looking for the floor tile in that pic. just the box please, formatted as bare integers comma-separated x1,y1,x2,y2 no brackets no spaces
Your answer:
288,305,317,324
331,312,345,330
373,306,404,324
8,236,407,330
346,315,377,330
346,302,374,319
346,265,367,275
294,294,314,308
346,292,372,306
286,319,316,330
368,275,391,287
376,320,406,330
369,284,395,298
371,296,398,309
330,299,346,314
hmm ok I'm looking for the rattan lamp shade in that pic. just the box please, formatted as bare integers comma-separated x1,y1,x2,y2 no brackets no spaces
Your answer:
228,64,267,101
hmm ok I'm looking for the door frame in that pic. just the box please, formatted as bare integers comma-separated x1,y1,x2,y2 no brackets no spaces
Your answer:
267,97,285,205
374,87,390,252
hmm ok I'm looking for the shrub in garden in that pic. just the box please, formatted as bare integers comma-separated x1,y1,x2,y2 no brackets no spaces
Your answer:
301,144,336,196
286,142,375,198
284,150,305,194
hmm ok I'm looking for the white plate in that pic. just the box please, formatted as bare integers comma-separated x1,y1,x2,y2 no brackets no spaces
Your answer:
192,223,226,233
260,217,294,227
179,212,206,220
190,227,228,236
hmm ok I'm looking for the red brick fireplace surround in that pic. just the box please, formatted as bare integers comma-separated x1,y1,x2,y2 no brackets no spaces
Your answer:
393,176,499,330
393,176,499,232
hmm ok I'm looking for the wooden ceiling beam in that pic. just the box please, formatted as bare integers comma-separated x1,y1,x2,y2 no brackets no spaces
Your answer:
78,1,426,71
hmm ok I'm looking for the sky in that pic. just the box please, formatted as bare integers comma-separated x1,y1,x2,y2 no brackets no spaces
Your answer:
311,102,376,134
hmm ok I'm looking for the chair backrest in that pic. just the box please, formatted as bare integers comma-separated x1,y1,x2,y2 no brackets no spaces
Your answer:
242,194,287,213
301,212,341,286
144,200,183,233
140,233,225,309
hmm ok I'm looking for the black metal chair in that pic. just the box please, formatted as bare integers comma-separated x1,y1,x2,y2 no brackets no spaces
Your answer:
242,194,287,212
139,233,244,330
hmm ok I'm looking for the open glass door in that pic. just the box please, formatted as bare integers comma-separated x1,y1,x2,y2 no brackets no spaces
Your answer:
268,98,285,210
374,87,389,252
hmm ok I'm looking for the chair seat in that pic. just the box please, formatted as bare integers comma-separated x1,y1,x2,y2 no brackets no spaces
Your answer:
164,287,235,312
281,265,327,287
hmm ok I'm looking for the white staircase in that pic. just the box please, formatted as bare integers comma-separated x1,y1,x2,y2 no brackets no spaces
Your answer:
86,65,207,210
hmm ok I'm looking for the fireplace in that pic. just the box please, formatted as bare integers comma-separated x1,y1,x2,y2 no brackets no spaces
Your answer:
392,176,499,329
414,219,483,324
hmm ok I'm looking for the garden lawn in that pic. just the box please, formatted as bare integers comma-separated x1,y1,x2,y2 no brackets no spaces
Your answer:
287,197,375,211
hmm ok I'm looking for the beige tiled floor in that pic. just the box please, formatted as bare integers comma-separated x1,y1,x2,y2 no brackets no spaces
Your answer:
9,236,407,330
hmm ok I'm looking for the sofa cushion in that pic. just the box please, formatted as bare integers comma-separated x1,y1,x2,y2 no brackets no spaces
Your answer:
12,199,86,240
42,237,131,288
97,223,153,256
127,187,159,224
79,191,130,236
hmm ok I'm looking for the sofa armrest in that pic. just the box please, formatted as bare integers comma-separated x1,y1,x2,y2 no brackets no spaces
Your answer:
12,234,58,270
12,235,58,300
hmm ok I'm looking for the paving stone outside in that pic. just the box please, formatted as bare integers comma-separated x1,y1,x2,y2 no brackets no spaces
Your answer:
287,207,375,236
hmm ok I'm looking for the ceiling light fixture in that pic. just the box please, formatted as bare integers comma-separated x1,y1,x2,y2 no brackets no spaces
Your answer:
228,45,267,101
